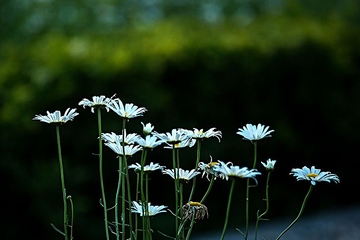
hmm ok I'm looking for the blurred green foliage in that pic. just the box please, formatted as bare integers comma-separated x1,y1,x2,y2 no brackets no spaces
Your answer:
1,1,360,239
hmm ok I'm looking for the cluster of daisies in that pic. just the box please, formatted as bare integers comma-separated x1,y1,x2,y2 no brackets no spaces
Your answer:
33,94,340,227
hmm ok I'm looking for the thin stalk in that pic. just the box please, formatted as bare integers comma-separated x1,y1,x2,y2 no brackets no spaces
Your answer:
123,155,134,239
220,179,236,240
200,175,215,204
179,182,184,239
245,142,258,239
140,150,148,240
67,196,74,240
55,126,69,240
188,140,202,202
254,172,271,240
121,156,126,240
115,156,123,240
276,185,313,240
96,108,110,240
172,147,179,240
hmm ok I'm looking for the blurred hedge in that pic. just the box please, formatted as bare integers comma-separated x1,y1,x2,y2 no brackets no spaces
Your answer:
1,16,359,239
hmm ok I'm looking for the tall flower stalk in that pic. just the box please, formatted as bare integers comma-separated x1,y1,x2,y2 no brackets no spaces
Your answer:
254,159,276,240
33,108,79,240
237,123,274,239
97,108,111,240
56,125,69,240
78,95,114,240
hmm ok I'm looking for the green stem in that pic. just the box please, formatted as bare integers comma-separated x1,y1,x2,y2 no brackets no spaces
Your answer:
245,142,258,239
140,150,147,240
55,126,69,240
200,175,215,204
188,140,202,202
172,147,179,240
124,155,134,239
254,172,271,240
220,179,236,240
96,108,110,240
115,156,123,240
275,185,313,240
67,196,74,240
121,156,126,240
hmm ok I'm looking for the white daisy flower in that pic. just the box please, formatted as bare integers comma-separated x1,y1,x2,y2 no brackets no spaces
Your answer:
101,130,139,145
162,168,201,182
261,159,276,172
153,129,190,145
213,160,261,182
78,95,115,113
163,138,196,149
141,122,154,135
183,128,222,142
104,140,142,156
107,98,147,119
131,201,167,217
33,108,79,125
237,123,274,142
290,166,340,186
135,135,164,149
128,162,165,173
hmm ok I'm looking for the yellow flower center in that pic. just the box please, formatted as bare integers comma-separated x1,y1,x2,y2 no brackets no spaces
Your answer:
307,173,318,178
189,201,203,206
209,162,218,167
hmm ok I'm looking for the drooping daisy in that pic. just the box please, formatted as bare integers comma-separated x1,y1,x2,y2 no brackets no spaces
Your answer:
237,123,274,142
182,201,209,221
134,135,164,149
290,166,340,186
128,162,165,173
33,108,79,125
261,159,276,172
183,128,222,142
131,201,167,217
141,122,154,135
198,157,220,180
78,95,115,113
107,98,147,119
213,160,261,182
162,168,201,182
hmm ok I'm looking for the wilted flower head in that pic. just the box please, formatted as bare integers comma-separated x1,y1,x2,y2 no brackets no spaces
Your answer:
135,135,164,149
131,201,167,217
128,162,165,173
213,160,261,182
290,166,340,186
261,159,276,172
107,98,147,119
78,95,115,113
198,156,220,180
141,122,154,135
182,201,209,221
162,168,201,182
237,123,274,142
33,108,79,125
183,128,222,142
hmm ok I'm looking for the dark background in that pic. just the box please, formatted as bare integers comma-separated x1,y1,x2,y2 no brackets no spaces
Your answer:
1,0,359,239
